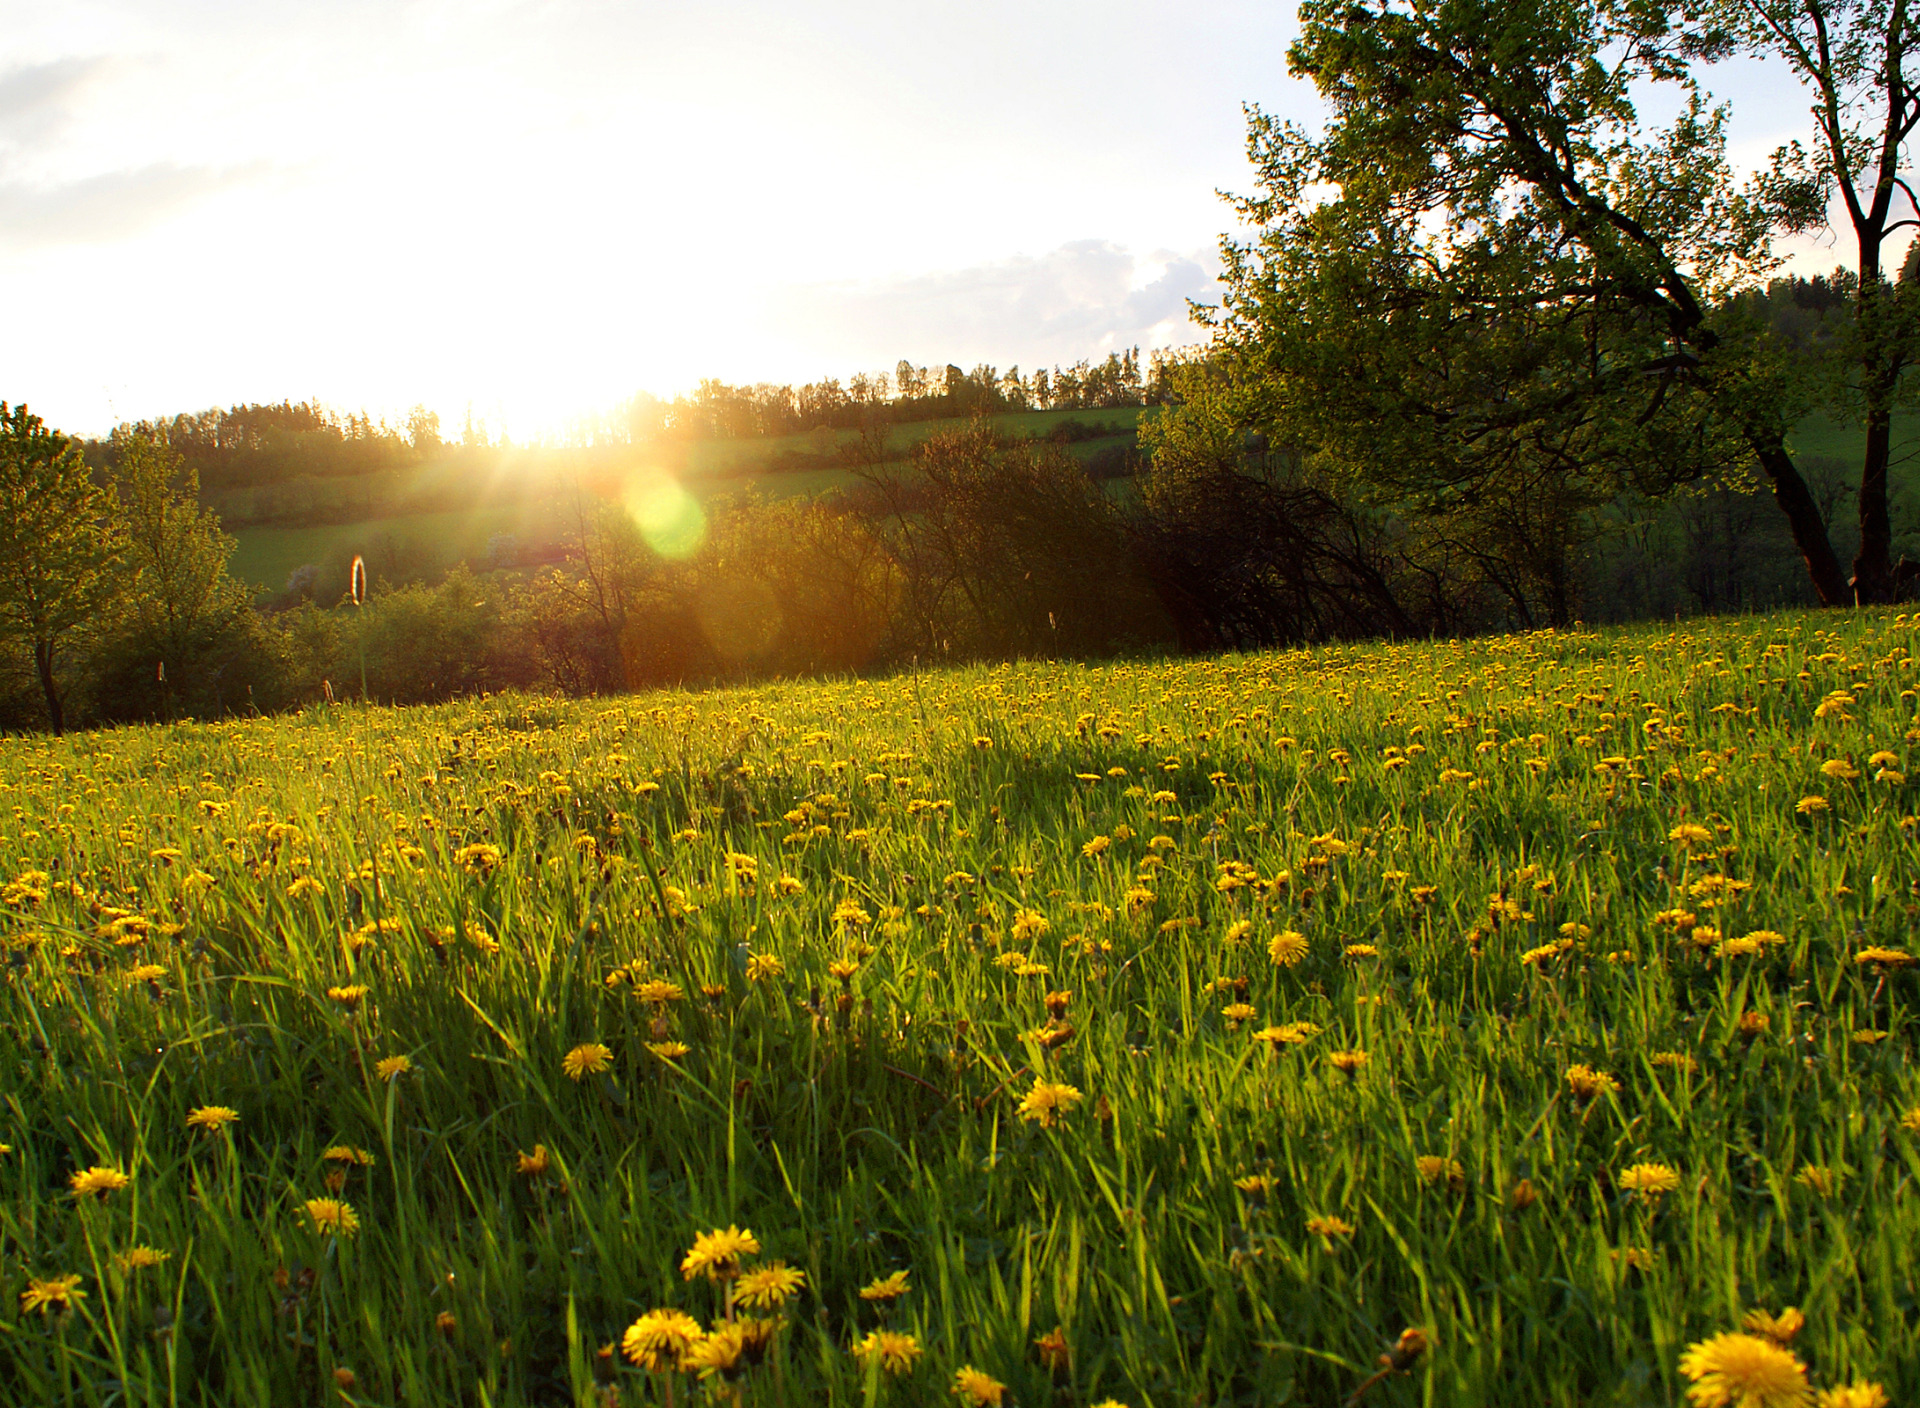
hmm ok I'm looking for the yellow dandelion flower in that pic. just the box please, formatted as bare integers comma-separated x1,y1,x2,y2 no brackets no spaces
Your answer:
186,1105,240,1134
562,1043,612,1081
115,1246,170,1272
745,953,785,983
1819,758,1859,780
682,1323,748,1379
1618,1162,1681,1198
1415,1155,1466,1191
1794,1164,1839,1197
19,1274,85,1315
622,1307,704,1371
1856,946,1913,969
1305,1214,1355,1238
1081,836,1112,858
1901,1107,1920,1134
647,1040,691,1060
1677,1332,1809,1408
1794,795,1830,815
516,1145,550,1176
860,1269,911,1302
326,984,370,1010
1815,1383,1890,1408
851,1329,922,1376
1741,1308,1804,1346
1565,1064,1620,1099
952,1366,1008,1406
634,979,685,1005
681,1225,761,1281
1327,1049,1369,1077
69,1165,130,1198
1268,930,1310,967
1016,1080,1083,1128
732,1261,806,1310
1668,823,1713,847
375,1055,412,1080
322,1145,375,1165
304,1197,360,1238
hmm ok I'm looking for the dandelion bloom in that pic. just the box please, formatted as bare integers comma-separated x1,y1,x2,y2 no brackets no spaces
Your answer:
1268,930,1310,967
859,1269,911,1302
1081,836,1111,858
952,1366,1009,1406
1327,1049,1369,1077
745,953,784,983
1794,1165,1838,1197
516,1145,550,1176
1738,1011,1772,1037
375,1055,412,1080
1222,1002,1256,1025
622,1307,704,1371
682,1323,748,1379
1016,1080,1084,1128
1819,758,1859,780
1235,1173,1280,1200
1305,1214,1355,1238
19,1274,85,1315
186,1105,240,1134
1034,1324,1071,1373
681,1225,761,1281
1618,1163,1681,1198
1416,1156,1466,1191
1677,1332,1809,1408
647,1041,691,1060
732,1261,806,1310
1794,795,1829,815
69,1165,130,1198
1855,946,1913,969
1815,1384,1889,1408
323,1145,375,1166
852,1329,922,1376
1741,1308,1804,1346
1668,823,1713,847
1902,1107,1920,1134
304,1197,361,1238
115,1246,170,1272
634,979,685,1005
326,985,370,1010
1565,1064,1620,1100
562,1043,613,1081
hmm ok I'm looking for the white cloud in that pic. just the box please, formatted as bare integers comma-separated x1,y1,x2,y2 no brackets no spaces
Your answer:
768,240,1219,376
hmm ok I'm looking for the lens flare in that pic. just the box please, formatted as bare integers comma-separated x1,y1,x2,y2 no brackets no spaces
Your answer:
624,475,705,559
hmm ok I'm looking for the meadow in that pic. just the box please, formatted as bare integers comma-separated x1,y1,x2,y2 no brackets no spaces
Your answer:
0,609,1915,1407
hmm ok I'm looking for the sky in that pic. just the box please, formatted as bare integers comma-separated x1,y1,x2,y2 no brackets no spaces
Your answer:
0,0,1866,440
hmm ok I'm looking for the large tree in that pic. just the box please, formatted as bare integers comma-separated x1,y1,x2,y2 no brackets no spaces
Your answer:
0,403,125,733
1216,0,1915,608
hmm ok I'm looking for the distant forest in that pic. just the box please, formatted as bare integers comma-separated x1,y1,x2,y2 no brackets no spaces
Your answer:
88,349,1181,494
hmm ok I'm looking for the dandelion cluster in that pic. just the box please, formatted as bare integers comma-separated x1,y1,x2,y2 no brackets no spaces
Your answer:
0,609,1914,1398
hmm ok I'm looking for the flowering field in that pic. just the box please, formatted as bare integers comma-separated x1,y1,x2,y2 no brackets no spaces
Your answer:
1,610,1916,1408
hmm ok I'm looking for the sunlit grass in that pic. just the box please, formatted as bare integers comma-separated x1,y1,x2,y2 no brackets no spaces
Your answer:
0,608,1915,1404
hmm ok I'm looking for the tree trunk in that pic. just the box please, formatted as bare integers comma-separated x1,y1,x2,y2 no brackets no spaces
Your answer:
32,638,63,735
1855,386,1895,603
1751,442,1852,606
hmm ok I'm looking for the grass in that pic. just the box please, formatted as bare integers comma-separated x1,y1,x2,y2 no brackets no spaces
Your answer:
1,609,1916,1406
227,408,1148,591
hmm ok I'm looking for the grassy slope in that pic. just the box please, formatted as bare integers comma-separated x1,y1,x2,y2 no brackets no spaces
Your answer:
228,407,1146,592
0,610,1915,1405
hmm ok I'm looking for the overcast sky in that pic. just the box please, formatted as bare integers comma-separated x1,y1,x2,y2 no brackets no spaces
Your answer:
0,1,1859,438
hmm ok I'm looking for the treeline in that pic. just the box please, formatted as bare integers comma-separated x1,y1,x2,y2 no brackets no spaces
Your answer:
614,348,1179,443
88,349,1182,501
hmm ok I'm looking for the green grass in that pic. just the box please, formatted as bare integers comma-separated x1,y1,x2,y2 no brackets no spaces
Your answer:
1,610,1915,1405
